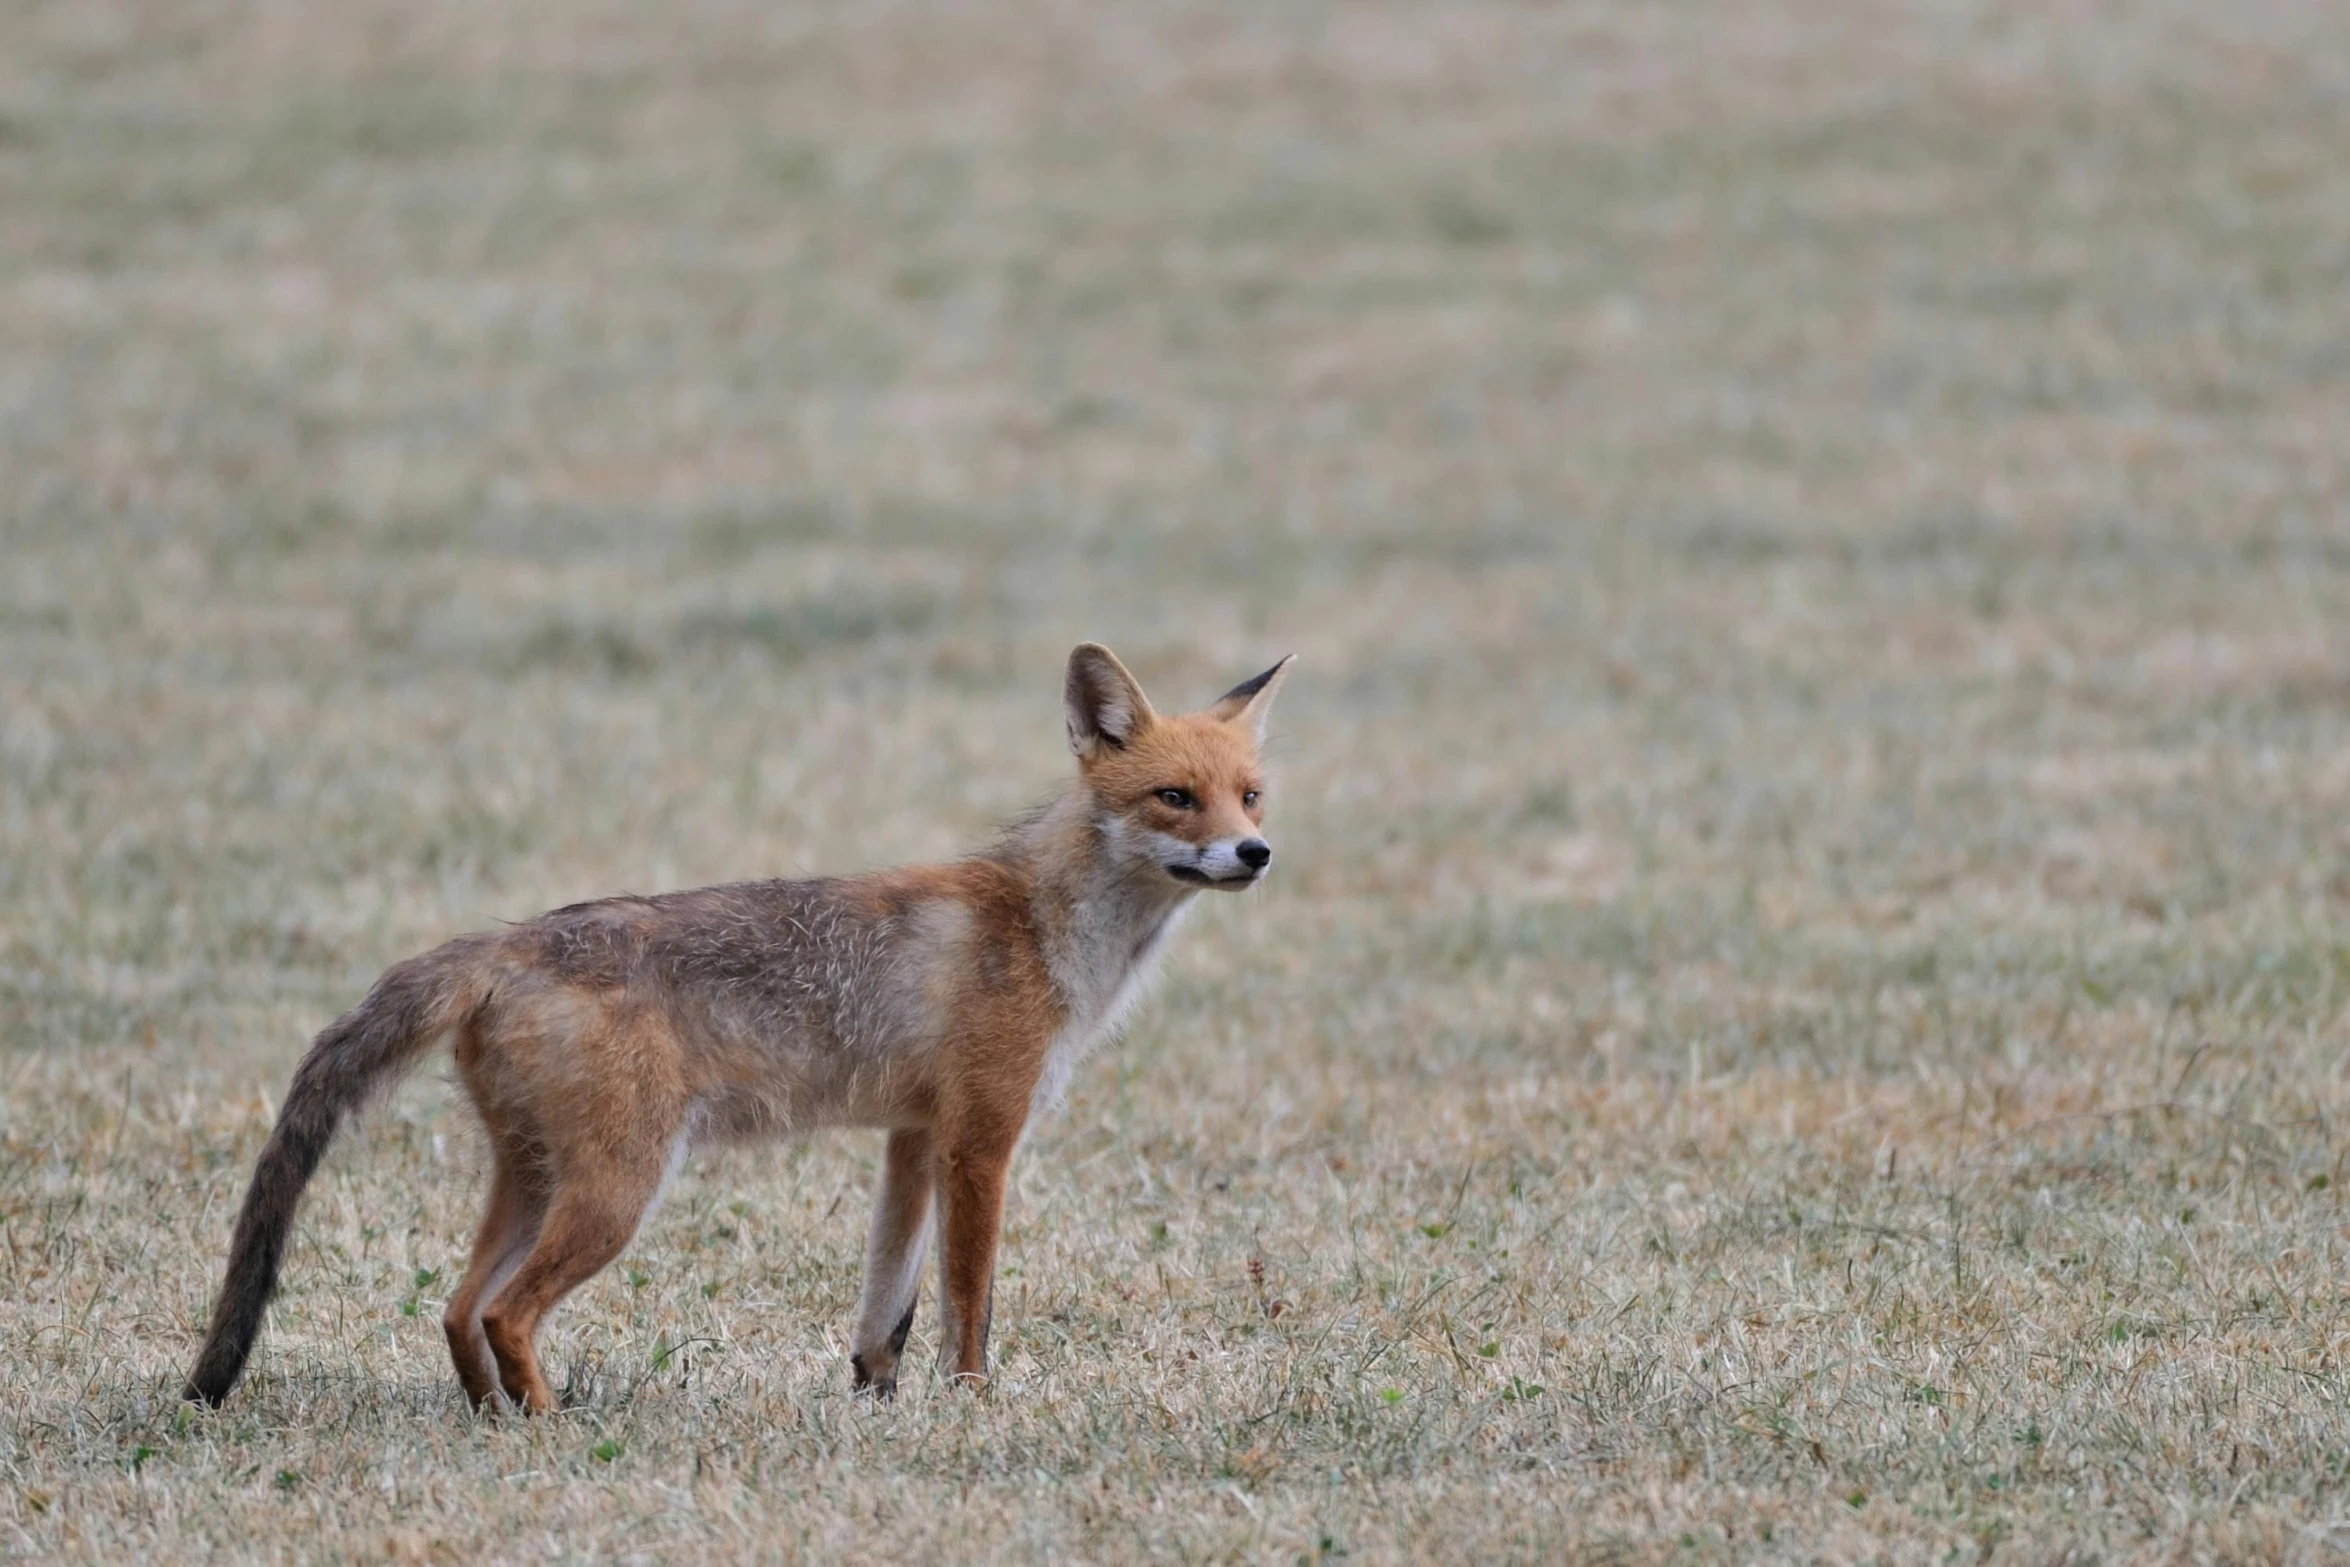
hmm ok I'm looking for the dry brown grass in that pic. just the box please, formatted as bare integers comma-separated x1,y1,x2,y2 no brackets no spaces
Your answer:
7,0,2350,1560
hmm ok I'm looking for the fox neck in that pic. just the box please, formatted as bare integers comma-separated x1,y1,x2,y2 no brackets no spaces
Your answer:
1007,788,1197,1035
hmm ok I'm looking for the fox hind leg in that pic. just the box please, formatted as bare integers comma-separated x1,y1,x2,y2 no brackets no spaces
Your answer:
479,1137,671,1414
850,1127,934,1396
442,1147,548,1410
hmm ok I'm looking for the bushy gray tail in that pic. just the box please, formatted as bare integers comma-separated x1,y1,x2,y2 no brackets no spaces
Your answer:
183,944,486,1407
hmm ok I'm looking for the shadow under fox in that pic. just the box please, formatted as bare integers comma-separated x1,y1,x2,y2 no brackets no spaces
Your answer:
185,643,1292,1411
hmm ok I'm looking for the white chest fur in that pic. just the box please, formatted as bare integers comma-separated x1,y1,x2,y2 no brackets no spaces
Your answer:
1029,895,1191,1119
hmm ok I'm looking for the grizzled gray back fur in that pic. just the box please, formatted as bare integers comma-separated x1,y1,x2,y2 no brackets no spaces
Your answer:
531,881,915,1049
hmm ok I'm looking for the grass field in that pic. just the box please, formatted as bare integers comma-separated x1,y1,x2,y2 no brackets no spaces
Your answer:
7,0,2350,1559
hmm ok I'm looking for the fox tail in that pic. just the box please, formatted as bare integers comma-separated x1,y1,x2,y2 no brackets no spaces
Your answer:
182,939,492,1407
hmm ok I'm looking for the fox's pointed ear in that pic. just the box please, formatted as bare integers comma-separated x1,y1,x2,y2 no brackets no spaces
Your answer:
1065,643,1157,759
1208,654,1295,743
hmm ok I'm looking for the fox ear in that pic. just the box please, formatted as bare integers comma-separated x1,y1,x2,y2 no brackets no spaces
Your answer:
1065,643,1156,758
1208,654,1295,742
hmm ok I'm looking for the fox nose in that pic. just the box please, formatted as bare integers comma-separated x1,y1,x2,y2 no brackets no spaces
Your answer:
1235,838,1272,871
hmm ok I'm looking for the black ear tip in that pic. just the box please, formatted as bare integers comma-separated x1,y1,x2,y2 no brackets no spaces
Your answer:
1219,656,1292,706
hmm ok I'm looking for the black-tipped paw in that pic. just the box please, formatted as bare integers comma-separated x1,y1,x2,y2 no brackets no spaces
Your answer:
849,1354,898,1399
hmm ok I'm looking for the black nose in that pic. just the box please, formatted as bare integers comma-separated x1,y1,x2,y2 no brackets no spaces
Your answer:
1236,839,1272,870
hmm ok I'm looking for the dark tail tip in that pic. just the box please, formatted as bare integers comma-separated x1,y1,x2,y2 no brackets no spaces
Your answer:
180,1245,278,1408
182,1375,231,1409
184,1319,256,1405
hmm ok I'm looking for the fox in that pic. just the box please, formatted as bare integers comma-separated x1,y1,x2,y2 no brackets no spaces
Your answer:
182,643,1293,1412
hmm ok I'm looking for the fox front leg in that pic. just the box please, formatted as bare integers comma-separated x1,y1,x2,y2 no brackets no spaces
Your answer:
933,1133,1016,1384
850,1128,935,1397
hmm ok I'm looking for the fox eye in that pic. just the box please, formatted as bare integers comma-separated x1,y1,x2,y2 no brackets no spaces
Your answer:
1242,790,1260,809
1156,788,1195,810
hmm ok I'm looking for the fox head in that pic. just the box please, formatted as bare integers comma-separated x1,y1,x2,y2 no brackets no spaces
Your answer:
1063,643,1294,892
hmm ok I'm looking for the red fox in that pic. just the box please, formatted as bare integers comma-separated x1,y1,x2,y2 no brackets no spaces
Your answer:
184,644,1292,1411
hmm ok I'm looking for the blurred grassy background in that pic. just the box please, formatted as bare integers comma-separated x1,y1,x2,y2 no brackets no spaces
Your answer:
5,0,2350,1560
